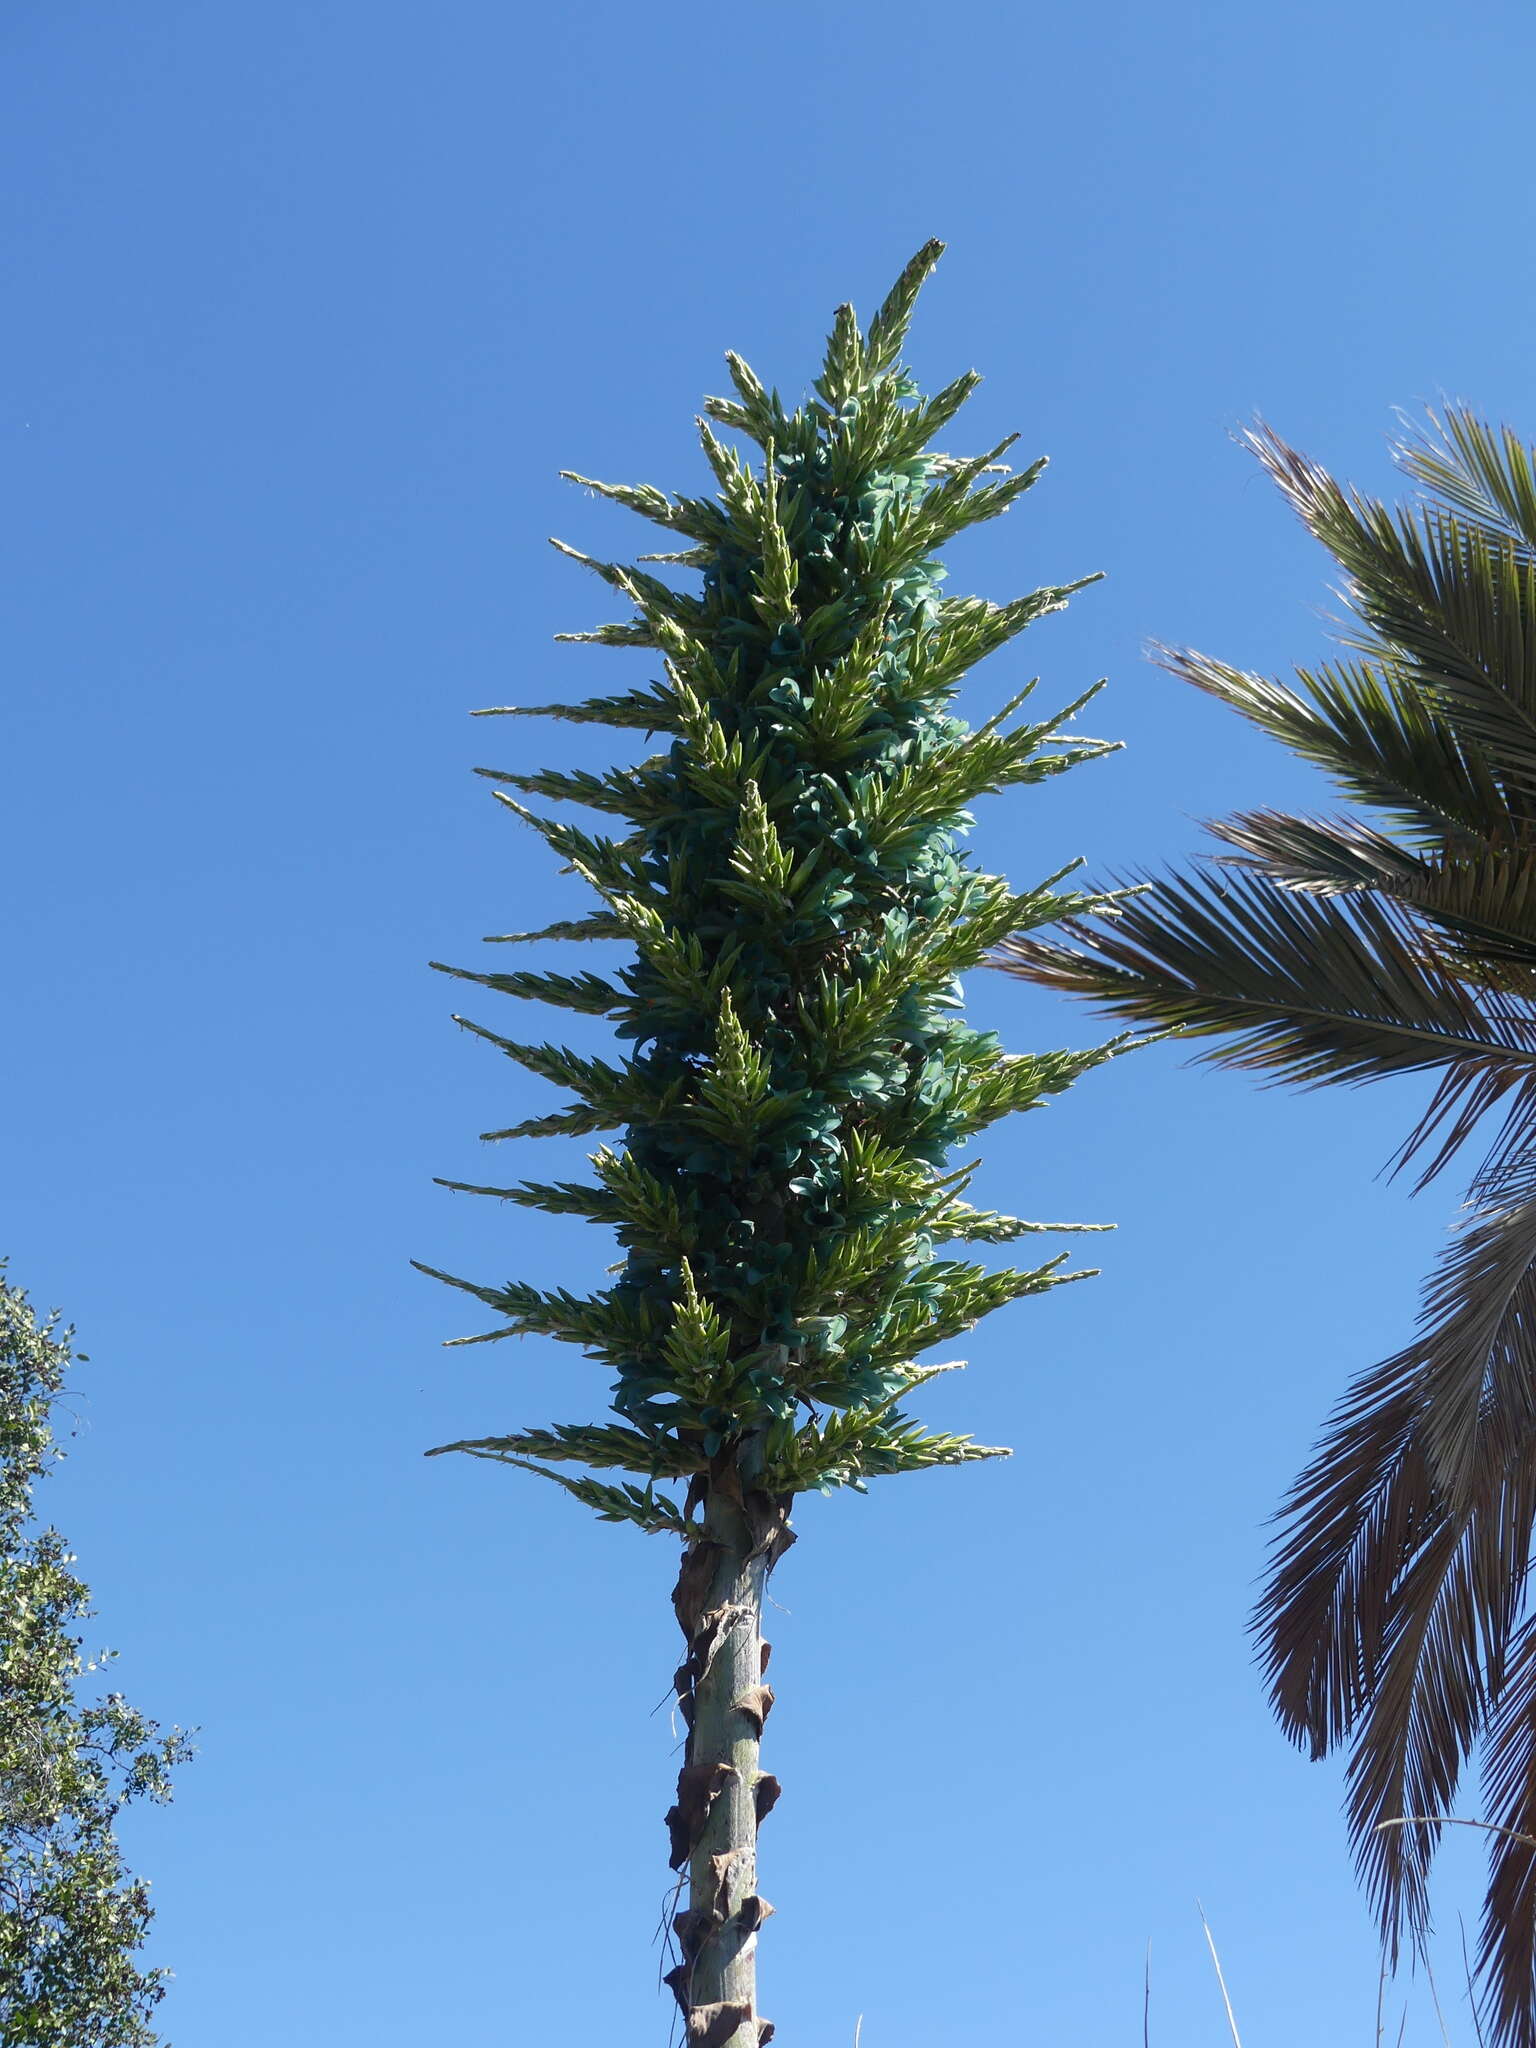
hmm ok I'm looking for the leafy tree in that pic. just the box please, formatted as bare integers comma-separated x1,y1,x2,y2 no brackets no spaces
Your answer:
0,1267,189,2047
1001,414,1536,2048
423,242,1121,2045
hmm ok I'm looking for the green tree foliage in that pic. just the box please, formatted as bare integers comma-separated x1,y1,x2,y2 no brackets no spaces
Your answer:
1002,413,1536,2048
424,241,1121,2044
0,1268,189,2048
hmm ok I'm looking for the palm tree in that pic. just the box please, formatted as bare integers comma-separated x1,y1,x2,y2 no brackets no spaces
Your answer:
999,413,1536,2048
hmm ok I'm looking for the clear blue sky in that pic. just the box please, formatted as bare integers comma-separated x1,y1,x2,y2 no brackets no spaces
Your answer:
5,4,1532,2042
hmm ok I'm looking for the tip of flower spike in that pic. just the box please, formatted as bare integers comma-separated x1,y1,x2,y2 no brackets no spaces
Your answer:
866,239,949,369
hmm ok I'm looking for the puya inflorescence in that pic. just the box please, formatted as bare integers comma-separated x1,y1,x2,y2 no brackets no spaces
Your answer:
422,239,1122,2048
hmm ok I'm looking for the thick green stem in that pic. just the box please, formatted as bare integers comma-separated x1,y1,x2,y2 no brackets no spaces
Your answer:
666,1477,791,2048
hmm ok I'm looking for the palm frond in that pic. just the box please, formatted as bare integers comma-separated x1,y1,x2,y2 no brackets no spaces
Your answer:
1210,812,1536,998
1256,1194,1536,1963
1257,1351,1426,1756
1478,1616,1536,2048
1241,425,1536,811
1260,1380,1481,1953
1396,407,1536,555
1409,851,1536,993
1208,808,1441,895
1154,647,1508,845
1345,1496,1503,1949
998,866,1536,1185
1397,1193,1536,1504
1257,1360,1536,1955
1360,515,1536,808
1013,405,1536,2045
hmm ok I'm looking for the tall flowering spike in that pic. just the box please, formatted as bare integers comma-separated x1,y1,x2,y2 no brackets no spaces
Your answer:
424,243,1122,2045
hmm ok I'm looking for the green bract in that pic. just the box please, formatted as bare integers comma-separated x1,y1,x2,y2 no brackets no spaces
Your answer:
424,241,1123,1527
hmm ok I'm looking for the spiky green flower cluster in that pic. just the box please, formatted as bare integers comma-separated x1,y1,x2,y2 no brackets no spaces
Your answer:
424,243,1122,1530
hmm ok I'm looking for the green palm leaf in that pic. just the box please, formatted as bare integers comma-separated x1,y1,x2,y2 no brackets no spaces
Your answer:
1001,407,1536,2045
1001,867,1536,1186
1478,1619,1536,2048
1156,646,1507,844
1206,807,1443,896
1396,406,1536,553
1406,1188,1536,1500
1244,424,1536,809
1255,1189,1536,1966
1209,813,1536,993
